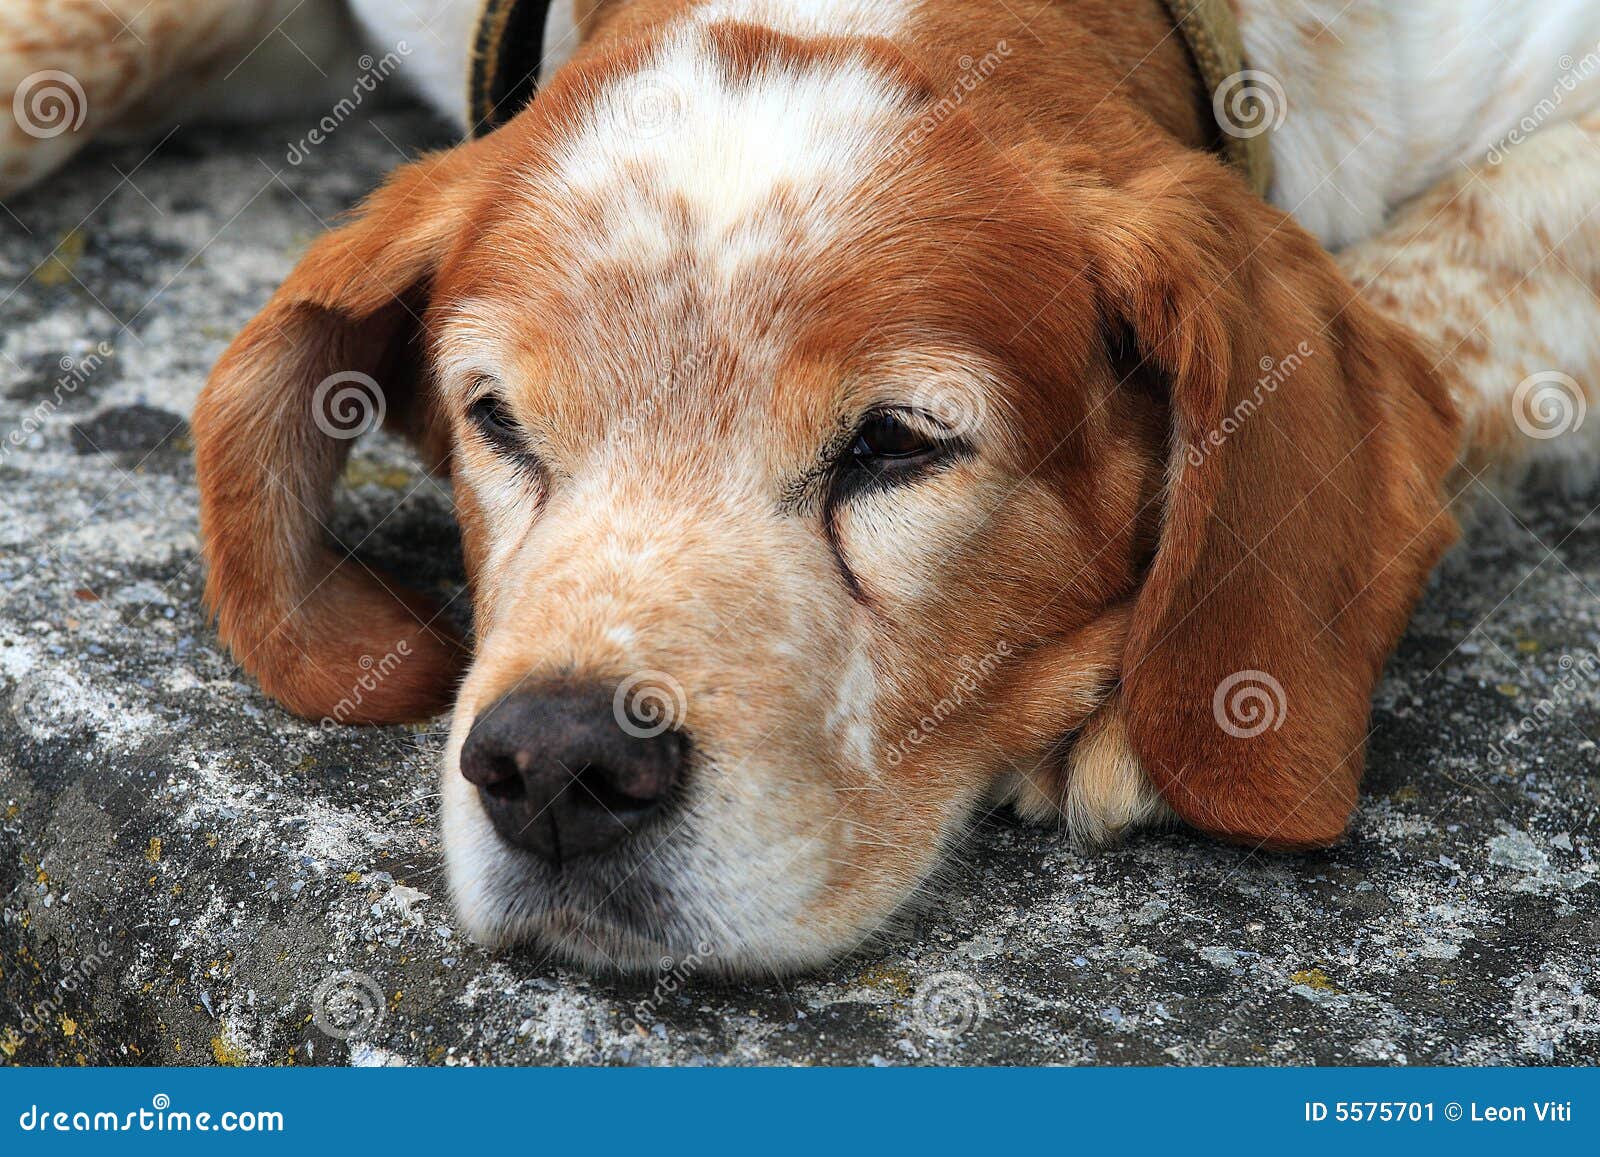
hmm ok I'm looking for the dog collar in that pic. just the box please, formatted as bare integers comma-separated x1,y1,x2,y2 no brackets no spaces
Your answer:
469,0,1275,196
469,0,555,133
1160,0,1276,197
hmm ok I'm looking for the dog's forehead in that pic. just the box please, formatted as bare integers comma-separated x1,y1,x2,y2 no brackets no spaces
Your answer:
439,23,963,410
504,21,933,299
545,27,916,210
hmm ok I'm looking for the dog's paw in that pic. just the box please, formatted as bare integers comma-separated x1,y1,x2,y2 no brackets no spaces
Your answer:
1005,698,1173,850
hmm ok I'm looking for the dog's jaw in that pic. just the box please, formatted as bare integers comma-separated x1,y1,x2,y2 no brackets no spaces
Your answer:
441,720,887,975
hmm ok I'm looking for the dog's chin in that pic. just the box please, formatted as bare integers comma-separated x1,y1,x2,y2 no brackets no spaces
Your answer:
440,766,852,976
498,909,707,975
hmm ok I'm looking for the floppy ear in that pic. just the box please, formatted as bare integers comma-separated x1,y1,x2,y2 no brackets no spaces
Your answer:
192,141,500,723
1088,155,1460,848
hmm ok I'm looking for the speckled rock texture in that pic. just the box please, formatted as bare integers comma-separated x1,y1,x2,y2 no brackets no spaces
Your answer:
1,108,1596,1068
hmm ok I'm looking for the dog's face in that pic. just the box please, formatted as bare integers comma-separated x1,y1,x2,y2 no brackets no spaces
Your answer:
193,19,1460,972
431,27,1162,968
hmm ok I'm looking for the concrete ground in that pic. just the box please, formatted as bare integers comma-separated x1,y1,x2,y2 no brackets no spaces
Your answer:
1,108,1596,1067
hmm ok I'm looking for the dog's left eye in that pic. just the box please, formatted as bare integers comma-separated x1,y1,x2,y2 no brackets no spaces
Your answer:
827,411,964,507
850,413,942,464
468,394,526,452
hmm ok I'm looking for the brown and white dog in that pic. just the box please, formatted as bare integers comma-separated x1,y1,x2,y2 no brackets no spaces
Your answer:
7,0,1600,972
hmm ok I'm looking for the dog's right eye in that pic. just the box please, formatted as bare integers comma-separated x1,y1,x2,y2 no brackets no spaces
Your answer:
468,394,526,453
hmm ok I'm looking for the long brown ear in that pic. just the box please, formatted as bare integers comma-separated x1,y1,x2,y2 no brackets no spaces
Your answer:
193,141,499,723
1088,154,1460,848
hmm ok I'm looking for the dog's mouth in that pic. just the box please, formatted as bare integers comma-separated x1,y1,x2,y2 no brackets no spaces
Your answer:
443,744,753,970
442,723,869,973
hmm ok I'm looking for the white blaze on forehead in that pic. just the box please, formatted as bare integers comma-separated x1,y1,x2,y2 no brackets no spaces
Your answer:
539,22,921,268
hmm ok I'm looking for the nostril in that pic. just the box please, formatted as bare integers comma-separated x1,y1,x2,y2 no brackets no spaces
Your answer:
479,754,527,801
572,762,670,815
577,730,686,813
459,735,531,800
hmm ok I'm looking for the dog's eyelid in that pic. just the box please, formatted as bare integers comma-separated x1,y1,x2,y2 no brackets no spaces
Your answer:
875,405,965,442
464,390,547,473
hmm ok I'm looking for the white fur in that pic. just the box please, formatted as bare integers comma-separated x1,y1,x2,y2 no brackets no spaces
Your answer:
542,19,917,273
345,0,481,125
1235,0,1600,248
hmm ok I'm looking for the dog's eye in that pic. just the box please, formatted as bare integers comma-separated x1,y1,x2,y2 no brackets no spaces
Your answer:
850,413,940,464
828,410,965,507
468,394,525,452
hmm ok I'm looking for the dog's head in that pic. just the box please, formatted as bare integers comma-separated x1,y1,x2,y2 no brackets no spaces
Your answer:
193,19,1458,972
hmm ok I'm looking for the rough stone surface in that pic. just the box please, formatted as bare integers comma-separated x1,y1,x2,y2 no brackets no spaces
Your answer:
1,109,1596,1068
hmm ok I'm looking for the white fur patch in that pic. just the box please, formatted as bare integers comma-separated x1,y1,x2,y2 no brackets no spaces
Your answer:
534,23,919,274
1235,0,1600,247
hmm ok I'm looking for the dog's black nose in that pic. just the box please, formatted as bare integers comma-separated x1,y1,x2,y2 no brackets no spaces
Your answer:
459,685,685,866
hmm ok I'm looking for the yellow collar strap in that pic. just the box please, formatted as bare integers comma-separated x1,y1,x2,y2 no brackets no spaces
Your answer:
1160,0,1276,197
470,0,554,133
